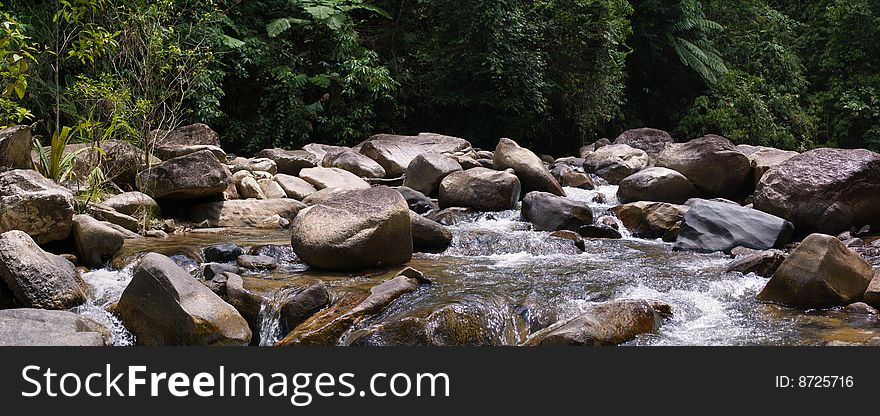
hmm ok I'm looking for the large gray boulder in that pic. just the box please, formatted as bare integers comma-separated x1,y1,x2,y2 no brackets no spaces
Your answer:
189,199,305,228
674,200,794,254
0,125,33,169
102,191,161,216
0,230,85,310
0,309,104,346
403,152,462,196
493,138,565,196
291,186,413,270
752,148,880,235
356,133,474,177
522,191,593,232
757,234,874,308
321,148,386,178
298,167,371,190
254,149,318,176
71,214,125,268
657,135,751,198
617,167,699,204
583,144,650,184
524,300,670,346
613,128,674,159
151,123,221,152
116,253,252,345
439,168,521,211
747,147,799,187
137,150,232,199
0,169,75,243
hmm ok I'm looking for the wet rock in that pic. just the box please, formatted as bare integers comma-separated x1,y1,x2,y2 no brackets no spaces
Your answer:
578,224,622,239
0,309,105,346
223,272,266,342
493,138,565,196
189,199,305,228
560,171,595,189
258,178,287,199
612,202,688,239
236,255,278,270
291,186,412,270
274,174,317,200
583,144,650,185
0,125,34,169
617,167,699,204
523,299,669,346
757,234,874,308
298,167,371,190
322,148,386,178
203,263,240,280
228,157,278,175
71,214,125,268
752,148,880,235
747,147,799,187
117,253,251,345
410,211,453,253
521,191,592,232
0,169,75,243
396,186,434,214
657,135,751,198
550,230,586,251
280,283,331,334
860,270,880,309
137,150,232,200
439,168,521,212
356,133,473,177
277,268,429,345
255,149,318,176
425,207,474,226
403,152,462,196
102,191,161,217
0,230,85,310
204,244,244,263
844,302,878,315
674,200,794,254
725,250,787,277
612,128,674,159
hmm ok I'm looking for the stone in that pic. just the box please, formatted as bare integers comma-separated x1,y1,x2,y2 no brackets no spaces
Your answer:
844,302,878,315
748,147,799,187
439,168,521,212
298,167,371,190
116,253,252,345
102,191,161,217
0,230,85,310
454,155,481,170
752,148,880,235
356,133,474,177
425,207,474,226
583,144,650,184
151,123,220,152
222,273,265,344
321,148,386,178
237,175,265,199
617,167,699,204
137,150,232,200
612,128,674,158
397,186,434,214
403,152,462,196
550,230,586,251
203,263,240,280
71,214,125,268
291,186,413,270
674,200,794,254
204,244,244,263
255,149,318,175
865,270,880,309
561,171,595,189
578,224,622,239
301,187,353,206
274,174,317,200
0,169,75,243
300,144,349,165
757,234,874,308
236,255,278,270
657,135,751,198
612,202,689,239
277,268,429,345
155,144,226,163
258,178,288,199
410,211,453,252
189,199,306,228
725,250,787,277
0,125,33,169
524,300,669,346
493,138,565,196
521,191,593,232
280,283,331,334
0,309,104,346
229,157,277,175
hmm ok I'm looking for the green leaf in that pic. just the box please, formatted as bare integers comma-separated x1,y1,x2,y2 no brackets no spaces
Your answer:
219,34,245,49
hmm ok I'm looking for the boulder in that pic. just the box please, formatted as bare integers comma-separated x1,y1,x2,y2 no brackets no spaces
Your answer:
203,263,240,280
236,255,278,270
617,167,698,204
410,211,453,252
71,214,125,268
274,174,317,200
747,147,799,187
403,152,462,196
137,150,231,199
752,148,880,235
524,300,669,346
237,175,265,199
656,135,751,198
255,149,318,176
298,167,371,190
0,169,75,243
521,191,593,232
277,268,429,345
725,250,787,277
578,224,622,239
102,191,161,217
612,202,688,239
757,234,874,308
204,244,244,263
674,200,794,254
0,125,33,169
583,144,650,184
844,302,878,315
550,230,586,251
864,270,880,309
439,168,521,212
321,148,386,178
279,283,331,334
151,123,221,153
493,138,565,196
189,199,305,228
228,157,278,175
613,128,674,159
300,144,348,164
356,133,474,177
397,186,434,214
116,253,252,345
156,144,227,163
0,230,85,310
560,171,595,189
301,187,353,206
290,186,413,270
219,272,265,344
0,309,105,346
85,203,141,233
258,178,287,199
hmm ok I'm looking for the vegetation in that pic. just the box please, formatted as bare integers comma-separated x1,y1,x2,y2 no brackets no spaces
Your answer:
1,0,877,156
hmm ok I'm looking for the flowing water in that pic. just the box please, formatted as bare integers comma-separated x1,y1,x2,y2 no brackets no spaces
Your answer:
77,185,880,346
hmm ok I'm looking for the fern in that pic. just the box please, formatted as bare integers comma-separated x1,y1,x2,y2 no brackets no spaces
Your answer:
266,17,309,37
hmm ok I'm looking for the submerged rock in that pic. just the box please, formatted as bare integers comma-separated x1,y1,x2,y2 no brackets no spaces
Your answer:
578,224,622,239
521,191,592,232
0,309,105,346
674,200,794,254
493,138,565,196
439,168,521,212
523,299,670,346
657,135,751,198
0,169,75,244
725,250,787,278
0,230,85,310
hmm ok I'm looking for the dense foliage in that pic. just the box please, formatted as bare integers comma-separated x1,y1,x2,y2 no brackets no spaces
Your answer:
2,0,878,154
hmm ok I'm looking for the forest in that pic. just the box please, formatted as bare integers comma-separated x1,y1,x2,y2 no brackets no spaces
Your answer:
1,0,878,156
